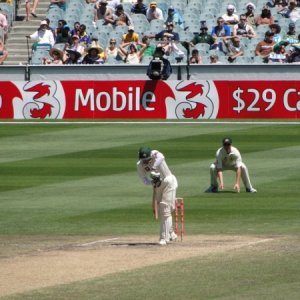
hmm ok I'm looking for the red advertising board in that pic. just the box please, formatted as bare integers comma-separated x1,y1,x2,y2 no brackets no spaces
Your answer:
0,80,299,119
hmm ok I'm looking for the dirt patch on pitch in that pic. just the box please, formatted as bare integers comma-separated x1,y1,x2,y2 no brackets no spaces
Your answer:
0,235,275,297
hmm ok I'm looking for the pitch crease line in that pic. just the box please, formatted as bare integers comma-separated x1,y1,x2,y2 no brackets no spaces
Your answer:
79,237,120,247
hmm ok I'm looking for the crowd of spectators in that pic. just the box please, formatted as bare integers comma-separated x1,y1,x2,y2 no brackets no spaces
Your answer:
3,0,300,65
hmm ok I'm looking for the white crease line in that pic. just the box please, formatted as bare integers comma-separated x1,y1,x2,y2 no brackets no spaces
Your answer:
79,237,120,247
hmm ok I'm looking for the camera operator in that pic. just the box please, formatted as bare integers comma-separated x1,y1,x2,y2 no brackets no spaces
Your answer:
147,46,172,80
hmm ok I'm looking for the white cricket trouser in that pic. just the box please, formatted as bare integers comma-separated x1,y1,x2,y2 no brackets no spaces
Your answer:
210,162,254,190
155,174,178,241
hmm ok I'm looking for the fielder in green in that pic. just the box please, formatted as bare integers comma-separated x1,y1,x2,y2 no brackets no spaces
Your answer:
137,147,178,246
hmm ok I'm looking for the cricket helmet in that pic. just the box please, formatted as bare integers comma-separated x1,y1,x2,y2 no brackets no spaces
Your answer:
222,137,232,146
138,147,152,160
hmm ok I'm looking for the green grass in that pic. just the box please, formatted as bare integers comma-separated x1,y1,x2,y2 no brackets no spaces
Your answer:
1,122,300,299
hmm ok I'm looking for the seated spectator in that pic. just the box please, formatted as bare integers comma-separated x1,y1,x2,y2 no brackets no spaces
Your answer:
78,24,92,47
82,42,104,64
189,22,215,48
233,14,256,39
64,49,82,64
56,24,71,44
107,4,133,26
119,42,147,64
283,22,298,43
28,20,55,50
146,1,164,22
140,35,156,59
153,22,179,42
210,53,222,64
104,38,123,60
131,0,148,15
165,6,184,30
0,7,8,42
269,0,288,11
70,22,80,36
268,41,288,63
255,6,275,26
66,34,85,58
89,35,105,59
189,49,202,64
48,0,66,12
244,2,256,27
121,26,139,44
211,17,231,52
287,44,300,62
223,36,244,62
42,47,64,64
95,0,113,24
0,36,8,64
269,23,282,43
278,0,300,22
55,19,67,37
156,35,185,59
255,31,276,62
222,4,239,25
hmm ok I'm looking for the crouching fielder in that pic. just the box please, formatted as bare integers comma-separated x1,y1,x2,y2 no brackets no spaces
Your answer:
137,147,178,246
206,137,257,193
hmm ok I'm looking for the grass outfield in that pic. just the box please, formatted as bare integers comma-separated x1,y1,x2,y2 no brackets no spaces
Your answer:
0,122,300,299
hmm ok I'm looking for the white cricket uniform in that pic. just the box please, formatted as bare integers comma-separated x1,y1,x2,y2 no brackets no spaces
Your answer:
137,150,178,241
210,146,254,190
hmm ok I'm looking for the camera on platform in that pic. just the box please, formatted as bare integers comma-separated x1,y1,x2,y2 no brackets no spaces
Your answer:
147,47,172,80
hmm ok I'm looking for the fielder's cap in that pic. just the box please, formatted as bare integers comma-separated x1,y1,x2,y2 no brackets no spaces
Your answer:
138,147,152,160
40,20,48,26
222,137,232,145
168,6,175,11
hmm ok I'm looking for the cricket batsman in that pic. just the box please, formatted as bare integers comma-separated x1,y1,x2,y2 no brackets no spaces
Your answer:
206,137,257,193
137,147,178,246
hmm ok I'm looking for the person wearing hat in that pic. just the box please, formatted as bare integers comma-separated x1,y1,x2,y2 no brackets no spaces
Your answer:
283,22,298,44
82,41,104,64
268,41,288,63
42,47,64,64
255,6,275,25
244,2,256,27
137,147,178,246
107,4,133,26
95,0,113,24
64,48,82,64
165,6,184,29
206,137,257,193
255,30,276,61
152,22,180,41
66,34,85,59
222,4,239,25
190,21,215,48
146,1,164,22
121,26,139,44
131,0,148,15
27,20,55,50
233,14,256,39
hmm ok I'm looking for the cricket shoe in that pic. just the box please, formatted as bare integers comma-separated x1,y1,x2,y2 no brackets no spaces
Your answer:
205,185,218,193
169,232,177,241
158,239,168,246
246,187,257,193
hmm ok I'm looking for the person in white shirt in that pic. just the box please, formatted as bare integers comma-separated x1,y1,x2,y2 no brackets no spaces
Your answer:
137,147,178,246
206,137,257,193
146,1,164,22
28,20,55,48
222,4,239,25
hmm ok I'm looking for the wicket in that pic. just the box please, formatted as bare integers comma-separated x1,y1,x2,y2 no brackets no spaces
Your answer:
175,198,184,241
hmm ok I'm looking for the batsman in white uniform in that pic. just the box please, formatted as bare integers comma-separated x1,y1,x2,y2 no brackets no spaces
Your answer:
206,137,257,193
137,147,178,246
